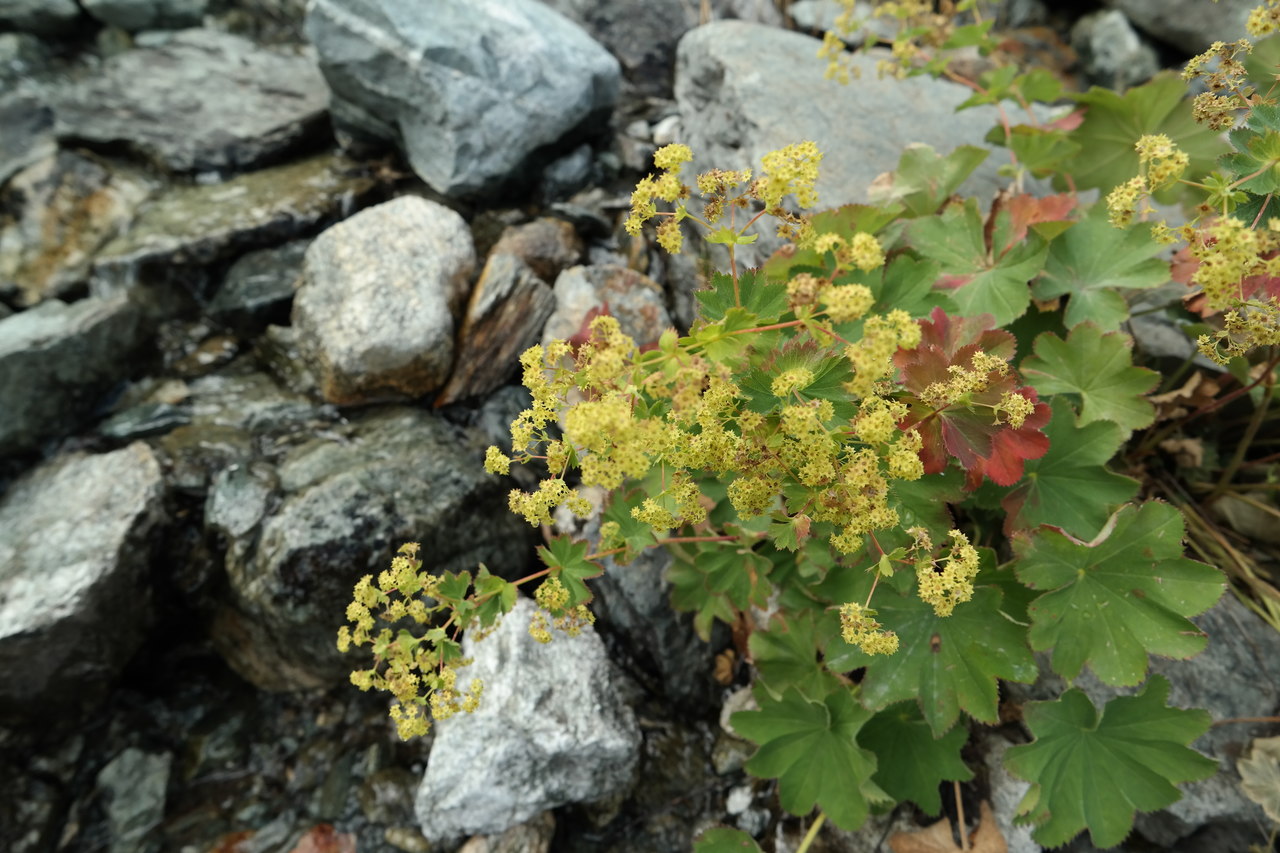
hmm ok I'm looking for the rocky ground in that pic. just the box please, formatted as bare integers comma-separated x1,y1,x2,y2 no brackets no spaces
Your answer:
2,1,1279,852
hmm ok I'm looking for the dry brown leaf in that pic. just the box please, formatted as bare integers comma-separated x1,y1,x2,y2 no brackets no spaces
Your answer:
1151,371,1222,421
888,801,1007,853
1158,437,1205,469
1239,734,1280,824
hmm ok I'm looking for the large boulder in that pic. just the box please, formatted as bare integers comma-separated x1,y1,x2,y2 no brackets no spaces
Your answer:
540,0,695,97
305,0,620,198
1103,0,1254,54
0,0,83,36
291,196,475,405
0,443,165,719
414,596,641,840
81,0,206,31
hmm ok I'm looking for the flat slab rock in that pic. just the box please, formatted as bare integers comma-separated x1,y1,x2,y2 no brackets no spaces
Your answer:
53,28,330,174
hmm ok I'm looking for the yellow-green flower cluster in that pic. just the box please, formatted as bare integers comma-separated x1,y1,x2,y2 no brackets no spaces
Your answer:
529,601,596,643
821,282,875,323
919,351,1008,409
1183,39,1253,130
1190,217,1280,311
1106,176,1147,228
771,366,817,397
916,530,981,617
839,602,899,655
758,141,823,210
1135,134,1189,191
1198,299,1280,363
844,310,921,398
1248,0,1280,37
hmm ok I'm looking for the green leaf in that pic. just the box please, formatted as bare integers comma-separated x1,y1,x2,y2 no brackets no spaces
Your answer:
473,566,517,627
752,611,840,701
536,536,603,608
732,686,882,830
911,199,1047,326
1003,676,1217,848
1012,502,1225,685
822,558,1037,735
990,124,1082,177
1021,324,1159,434
870,144,990,218
1222,104,1280,194
693,828,764,853
739,342,857,421
696,269,789,325
668,557,736,642
1033,204,1170,329
602,489,660,563
861,702,973,816
1002,398,1140,539
1058,72,1226,198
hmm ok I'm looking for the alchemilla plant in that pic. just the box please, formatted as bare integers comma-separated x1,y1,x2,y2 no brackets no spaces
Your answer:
341,1,1280,849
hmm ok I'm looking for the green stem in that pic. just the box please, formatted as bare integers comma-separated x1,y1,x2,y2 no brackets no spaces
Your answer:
795,812,827,853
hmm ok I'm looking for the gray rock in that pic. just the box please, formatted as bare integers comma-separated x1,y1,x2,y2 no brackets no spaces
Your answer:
540,144,594,203
1103,0,1254,54
208,239,309,334
96,748,172,853
0,292,149,455
0,0,82,36
0,32,50,83
92,153,373,293
0,443,164,718
1009,594,1280,845
0,93,55,188
542,265,672,348
540,0,695,97
675,21,1030,265
787,0,896,45
436,253,556,407
0,150,155,306
53,29,329,174
208,407,534,690
81,0,206,31
1071,10,1160,90
414,596,640,840
292,196,474,405
489,217,584,284
305,0,620,198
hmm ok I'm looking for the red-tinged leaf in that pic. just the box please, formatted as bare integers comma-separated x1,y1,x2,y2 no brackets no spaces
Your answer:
568,302,612,353
1045,109,1085,132
289,825,356,853
896,309,1050,489
1004,193,1077,250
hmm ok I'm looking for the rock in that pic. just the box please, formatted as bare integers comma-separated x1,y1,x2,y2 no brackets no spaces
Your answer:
435,253,556,407
1009,594,1280,845
0,0,83,36
675,21,1031,264
292,196,475,405
207,239,309,335
1103,0,1254,54
489,217,584,284
0,292,149,455
542,265,672,348
787,0,896,45
0,443,164,719
53,29,329,174
96,748,172,853
540,144,594,203
539,0,695,98
81,0,206,31
208,407,534,690
414,596,640,840
0,32,50,84
1071,10,1160,90
0,150,155,306
458,812,555,853
0,93,56,188
91,153,373,292
305,0,620,198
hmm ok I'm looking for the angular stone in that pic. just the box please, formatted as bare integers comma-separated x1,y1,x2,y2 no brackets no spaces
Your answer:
81,0,206,31
0,443,164,718
207,407,534,690
1071,9,1159,90
489,217,584,284
53,29,329,173
414,597,640,840
436,253,556,407
0,93,55,188
208,239,310,335
0,292,149,455
0,0,83,36
542,264,672,348
305,0,620,198
92,153,373,289
0,150,155,306
541,0,695,98
1103,0,1253,54
292,196,474,404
